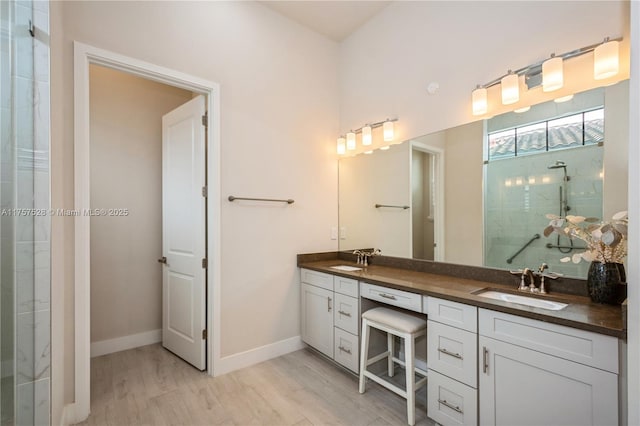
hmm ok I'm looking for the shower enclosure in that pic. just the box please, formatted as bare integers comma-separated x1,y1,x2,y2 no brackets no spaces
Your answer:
1,1,51,424
484,104,604,278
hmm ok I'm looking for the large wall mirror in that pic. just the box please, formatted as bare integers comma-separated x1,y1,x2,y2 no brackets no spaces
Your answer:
338,80,629,279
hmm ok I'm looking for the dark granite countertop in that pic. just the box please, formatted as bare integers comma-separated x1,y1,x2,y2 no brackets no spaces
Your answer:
298,257,626,339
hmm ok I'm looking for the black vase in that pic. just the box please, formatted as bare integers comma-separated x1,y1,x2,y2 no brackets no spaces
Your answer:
587,262,626,304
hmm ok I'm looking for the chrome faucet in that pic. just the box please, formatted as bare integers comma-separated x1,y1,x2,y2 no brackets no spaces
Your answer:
353,249,381,266
523,268,538,293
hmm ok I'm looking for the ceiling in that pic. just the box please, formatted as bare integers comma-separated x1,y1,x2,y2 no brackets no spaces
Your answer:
260,1,392,42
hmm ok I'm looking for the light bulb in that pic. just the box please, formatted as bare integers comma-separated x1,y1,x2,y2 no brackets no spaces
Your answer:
514,106,531,113
542,55,563,92
337,137,346,155
362,125,372,146
554,94,574,103
346,131,356,150
501,72,519,105
472,86,487,116
594,39,619,80
383,120,394,142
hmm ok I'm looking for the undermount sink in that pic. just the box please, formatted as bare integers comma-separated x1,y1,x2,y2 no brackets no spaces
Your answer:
330,265,363,272
476,290,568,311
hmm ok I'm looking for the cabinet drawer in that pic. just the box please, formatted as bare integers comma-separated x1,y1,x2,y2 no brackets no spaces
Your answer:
360,283,422,313
428,369,477,426
428,320,477,387
334,276,358,298
300,268,333,291
426,296,477,332
334,293,359,335
334,327,359,373
479,309,619,373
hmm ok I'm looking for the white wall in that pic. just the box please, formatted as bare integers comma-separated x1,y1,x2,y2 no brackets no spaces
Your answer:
339,1,629,141
51,0,339,409
89,65,193,346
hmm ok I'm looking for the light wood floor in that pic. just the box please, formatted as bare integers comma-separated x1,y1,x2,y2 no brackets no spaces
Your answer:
78,343,434,426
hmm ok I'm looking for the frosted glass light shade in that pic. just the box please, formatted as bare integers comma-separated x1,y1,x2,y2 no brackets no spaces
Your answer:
362,125,372,146
346,132,356,150
542,56,563,92
337,137,346,155
383,121,394,142
594,39,619,80
501,73,519,105
471,86,487,115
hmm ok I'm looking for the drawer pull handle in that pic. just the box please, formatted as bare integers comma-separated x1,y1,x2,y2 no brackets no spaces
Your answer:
328,297,332,312
438,347,463,360
380,293,397,300
483,346,489,374
338,310,351,317
338,346,352,355
438,399,463,414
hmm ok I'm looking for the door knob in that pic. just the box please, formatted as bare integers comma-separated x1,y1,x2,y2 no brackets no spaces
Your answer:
158,256,167,264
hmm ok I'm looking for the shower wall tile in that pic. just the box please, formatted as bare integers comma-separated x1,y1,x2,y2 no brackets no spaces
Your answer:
16,310,50,385
16,377,49,426
15,241,34,272
17,268,48,314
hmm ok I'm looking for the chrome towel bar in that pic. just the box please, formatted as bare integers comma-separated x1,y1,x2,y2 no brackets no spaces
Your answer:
228,196,294,204
375,204,409,209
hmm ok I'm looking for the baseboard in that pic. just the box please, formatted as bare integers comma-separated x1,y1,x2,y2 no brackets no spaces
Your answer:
215,335,304,376
91,329,162,358
61,402,88,426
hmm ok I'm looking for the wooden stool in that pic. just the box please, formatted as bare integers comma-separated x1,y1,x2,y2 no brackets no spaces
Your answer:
359,307,427,426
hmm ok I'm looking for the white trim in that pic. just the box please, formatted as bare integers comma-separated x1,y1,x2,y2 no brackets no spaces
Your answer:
90,329,162,358
627,2,639,424
410,141,446,261
73,41,221,422
61,402,78,426
215,336,305,376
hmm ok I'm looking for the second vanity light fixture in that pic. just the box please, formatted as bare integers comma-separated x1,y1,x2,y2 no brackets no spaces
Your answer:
337,118,398,155
471,37,621,116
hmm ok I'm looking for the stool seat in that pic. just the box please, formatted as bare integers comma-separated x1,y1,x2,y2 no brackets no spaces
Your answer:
362,307,426,333
359,307,428,425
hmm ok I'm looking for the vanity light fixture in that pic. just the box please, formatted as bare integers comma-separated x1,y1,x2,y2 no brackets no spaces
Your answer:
501,71,519,105
337,137,346,155
346,131,356,150
362,125,372,146
472,85,488,115
542,54,563,92
470,36,622,115
383,120,394,142
380,145,390,151
336,118,398,155
594,38,619,80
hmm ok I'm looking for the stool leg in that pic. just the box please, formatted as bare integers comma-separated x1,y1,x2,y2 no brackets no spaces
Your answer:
405,333,416,426
359,319,370,394
387,332,394,377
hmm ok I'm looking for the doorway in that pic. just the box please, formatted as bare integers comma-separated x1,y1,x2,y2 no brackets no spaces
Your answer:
410,142,444,261
88,65,208,370
72,42,221,423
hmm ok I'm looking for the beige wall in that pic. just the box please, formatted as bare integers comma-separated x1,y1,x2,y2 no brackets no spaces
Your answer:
51,1,340,409
89,65,193,343
444,122,484,266
603,80,630,219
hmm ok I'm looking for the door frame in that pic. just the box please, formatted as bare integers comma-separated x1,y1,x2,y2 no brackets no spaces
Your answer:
410,141,445,261
72,41,221,422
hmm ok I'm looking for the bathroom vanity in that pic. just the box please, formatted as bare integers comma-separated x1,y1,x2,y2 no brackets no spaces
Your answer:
298,254,625,426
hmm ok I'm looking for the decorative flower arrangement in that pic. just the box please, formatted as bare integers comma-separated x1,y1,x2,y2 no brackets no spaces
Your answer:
544,211,628,264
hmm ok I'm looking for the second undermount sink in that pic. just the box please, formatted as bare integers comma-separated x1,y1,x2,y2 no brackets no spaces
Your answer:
330,265,363,272
476,290,568,311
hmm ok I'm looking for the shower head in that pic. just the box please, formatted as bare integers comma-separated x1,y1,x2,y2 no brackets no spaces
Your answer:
548,160,567,169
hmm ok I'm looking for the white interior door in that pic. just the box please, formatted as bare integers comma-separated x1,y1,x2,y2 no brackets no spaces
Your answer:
161,95,206,370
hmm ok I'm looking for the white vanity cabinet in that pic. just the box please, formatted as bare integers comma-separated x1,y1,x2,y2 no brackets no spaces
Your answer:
478,309,619,426
300,269,360,373
426,297,478,426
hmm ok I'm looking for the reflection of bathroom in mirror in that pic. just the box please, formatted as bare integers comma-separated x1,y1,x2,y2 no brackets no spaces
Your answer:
338,80,629,279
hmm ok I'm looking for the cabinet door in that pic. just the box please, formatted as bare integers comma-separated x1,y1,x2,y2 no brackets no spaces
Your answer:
334,293,359,335
301,283,334,358
479,336,618,426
